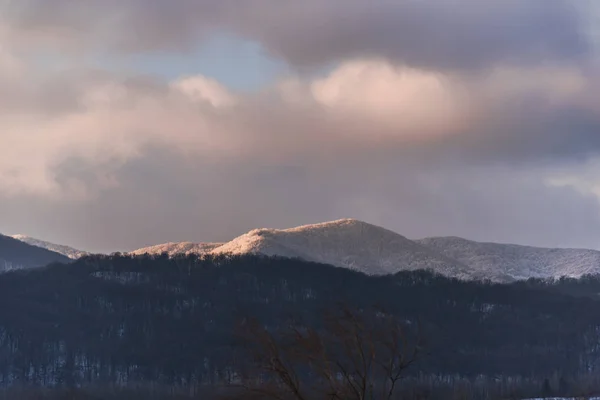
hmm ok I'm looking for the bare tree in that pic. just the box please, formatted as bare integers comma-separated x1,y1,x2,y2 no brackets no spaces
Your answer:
235,305,425,400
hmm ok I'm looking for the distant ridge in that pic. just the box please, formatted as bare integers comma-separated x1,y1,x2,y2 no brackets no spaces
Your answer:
416,236,600,281
0,234,71,271
131,219,474,278
128,219,600,282
10,234,88,259
130,242,224,256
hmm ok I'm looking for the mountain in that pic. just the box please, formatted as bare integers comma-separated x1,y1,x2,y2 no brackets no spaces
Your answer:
416,236,600,281
0,234,71,271
130,219,472,277
10,234,88,259
129,242,224,256
127,219,484,278
161,219,474,278
129,219,600,282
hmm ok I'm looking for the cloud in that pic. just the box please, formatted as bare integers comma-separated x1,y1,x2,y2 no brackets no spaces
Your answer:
2,0,600,251
1,0,592,71
309,61,466,136
4,150,600,253
1,56,600,201
0,67,243,197
170,76,237,108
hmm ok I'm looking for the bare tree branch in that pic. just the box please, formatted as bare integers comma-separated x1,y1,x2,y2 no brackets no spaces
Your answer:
235,305,425,400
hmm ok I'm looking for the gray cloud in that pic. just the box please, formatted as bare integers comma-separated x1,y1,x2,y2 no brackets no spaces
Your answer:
2,1,600,252
2,0,592,71
1,62,599,172
1,62,600,249
3,150,600,253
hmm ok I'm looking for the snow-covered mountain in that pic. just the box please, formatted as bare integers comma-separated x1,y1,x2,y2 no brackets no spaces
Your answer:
12,220,600,281
416,236,600,281
10,234,88,259
130,242,224,256
131,219,475,278
127,219,600,282
0,234,71,271
209,219,477,277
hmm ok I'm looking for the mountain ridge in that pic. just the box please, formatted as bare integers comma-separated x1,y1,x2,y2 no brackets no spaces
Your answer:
130,242,224,256
416,236,600,281
10,234,89,259
13,219,600,282
131,219,477,278
0,234,72,271
127,219,600,282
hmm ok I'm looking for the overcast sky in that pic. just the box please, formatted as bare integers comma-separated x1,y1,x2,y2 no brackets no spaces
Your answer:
2,0,600,253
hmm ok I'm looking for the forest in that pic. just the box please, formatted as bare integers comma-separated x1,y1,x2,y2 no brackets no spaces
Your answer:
2,253,600,399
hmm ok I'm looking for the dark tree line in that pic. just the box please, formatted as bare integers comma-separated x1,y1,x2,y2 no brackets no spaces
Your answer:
1,253,600,397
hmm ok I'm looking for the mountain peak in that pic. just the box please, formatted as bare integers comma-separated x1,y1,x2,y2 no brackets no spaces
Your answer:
127,219,472,277
281,218,372,232
209,219,471,276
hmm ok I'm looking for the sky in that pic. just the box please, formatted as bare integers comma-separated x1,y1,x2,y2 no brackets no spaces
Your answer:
2,1,600,253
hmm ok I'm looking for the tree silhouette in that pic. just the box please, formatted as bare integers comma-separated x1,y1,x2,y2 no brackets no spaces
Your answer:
237,305,424,400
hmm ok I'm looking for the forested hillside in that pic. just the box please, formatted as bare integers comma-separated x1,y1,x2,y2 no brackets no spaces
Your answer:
2,253,600,398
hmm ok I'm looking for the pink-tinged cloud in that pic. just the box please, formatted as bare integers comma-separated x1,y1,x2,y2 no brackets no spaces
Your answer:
2,1,600,252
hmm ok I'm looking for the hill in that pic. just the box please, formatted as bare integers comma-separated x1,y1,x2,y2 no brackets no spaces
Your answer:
208,218,475,277
10,234,88,259
128,219,600,282
0,234,71,271
417,236,600,281
129,241,223,256
1,252,600,395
